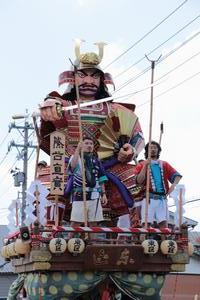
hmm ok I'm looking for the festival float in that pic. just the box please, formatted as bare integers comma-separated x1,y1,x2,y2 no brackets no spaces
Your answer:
1,41,193,300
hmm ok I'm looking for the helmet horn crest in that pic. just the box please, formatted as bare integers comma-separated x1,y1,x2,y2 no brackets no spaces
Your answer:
94,42,107,63
74,38,85,61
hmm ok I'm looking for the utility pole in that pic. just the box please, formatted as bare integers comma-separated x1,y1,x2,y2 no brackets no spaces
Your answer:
8,111,37,225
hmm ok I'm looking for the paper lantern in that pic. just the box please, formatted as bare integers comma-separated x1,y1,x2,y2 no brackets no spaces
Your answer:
6,243,18,257
67,238,85,254
15,239,31,255
1,246,9,258
160,240,177,255
188,242,194,256
49,238,67,254
142,239,159,254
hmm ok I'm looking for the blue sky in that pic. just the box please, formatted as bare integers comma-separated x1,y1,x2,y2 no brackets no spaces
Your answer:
0,0,200,228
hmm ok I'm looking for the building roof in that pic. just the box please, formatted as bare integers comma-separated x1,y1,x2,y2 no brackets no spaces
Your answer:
168,210,198,228
189,231,200,256
189,231,200,244
0,225,15,274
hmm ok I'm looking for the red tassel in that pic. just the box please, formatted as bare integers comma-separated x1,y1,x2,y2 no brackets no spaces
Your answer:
101,289,110,300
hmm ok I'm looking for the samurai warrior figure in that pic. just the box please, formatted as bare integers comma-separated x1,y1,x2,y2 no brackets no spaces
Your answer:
39,41,145,222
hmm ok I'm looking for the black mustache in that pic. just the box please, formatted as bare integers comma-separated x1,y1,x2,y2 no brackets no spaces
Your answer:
79,84,98,89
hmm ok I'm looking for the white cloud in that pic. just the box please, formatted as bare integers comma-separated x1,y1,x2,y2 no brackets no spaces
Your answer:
76,0,98,7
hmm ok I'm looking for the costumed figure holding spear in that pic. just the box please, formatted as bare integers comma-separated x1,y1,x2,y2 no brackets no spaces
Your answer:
133,57,182,229
67,62,108,229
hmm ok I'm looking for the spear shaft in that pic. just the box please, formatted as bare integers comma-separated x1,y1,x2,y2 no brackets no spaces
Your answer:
145,55,161,229
159,122,164,145
74,67,88,227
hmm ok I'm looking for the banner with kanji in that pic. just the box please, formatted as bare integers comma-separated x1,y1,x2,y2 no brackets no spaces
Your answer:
50,131,65,195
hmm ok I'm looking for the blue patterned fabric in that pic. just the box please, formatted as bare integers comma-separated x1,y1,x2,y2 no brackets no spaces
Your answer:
22,271,165,300
24,271,106,300
7,274,26,300
110,272,165,300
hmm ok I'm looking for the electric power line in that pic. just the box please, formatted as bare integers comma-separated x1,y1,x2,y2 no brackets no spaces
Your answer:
153,50,200,84
137,70,200,110
0,158,19,184
114,30,200,93
111,51,200,106
114,14,200,79
28,148,36,161
154,70,200,99
104,0,189,69
0,262,9,269
129,49,200,95
187,204,200,210
0,183,15,201
0,211,9,216
113,49,200,103
0,151,9,167
0,128,28,166
0,132,9,148
169,197,200,207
